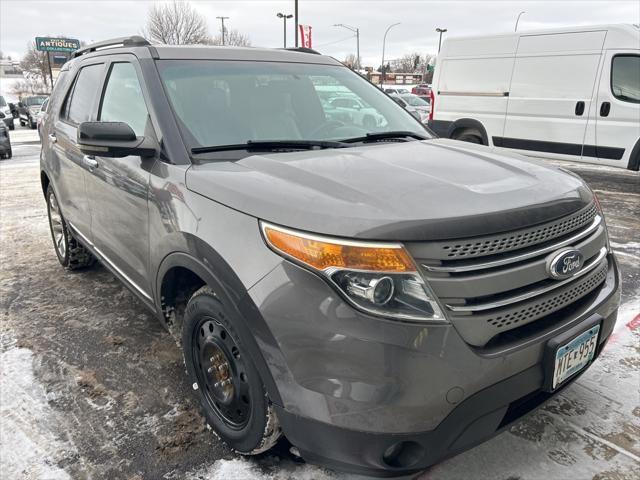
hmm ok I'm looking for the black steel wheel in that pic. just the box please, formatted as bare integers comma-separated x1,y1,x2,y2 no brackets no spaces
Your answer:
193,317,252,428
183,286,281,454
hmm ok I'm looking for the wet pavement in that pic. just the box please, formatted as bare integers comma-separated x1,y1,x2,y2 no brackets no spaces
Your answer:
1,134,638,480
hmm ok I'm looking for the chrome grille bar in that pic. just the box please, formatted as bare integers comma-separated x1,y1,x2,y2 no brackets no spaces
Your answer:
424,215,601,273
446,247,607,312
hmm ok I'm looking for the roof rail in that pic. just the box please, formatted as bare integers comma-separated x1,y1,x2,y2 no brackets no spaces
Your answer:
72,36,151,58
284,47,321,55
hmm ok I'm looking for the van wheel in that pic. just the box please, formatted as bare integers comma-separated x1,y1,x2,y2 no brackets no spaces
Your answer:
453,128,483,145
46,186,96,270
182,286,281,454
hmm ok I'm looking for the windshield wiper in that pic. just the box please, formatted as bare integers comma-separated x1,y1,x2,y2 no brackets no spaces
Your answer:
340,131,430,144
191,139,349,154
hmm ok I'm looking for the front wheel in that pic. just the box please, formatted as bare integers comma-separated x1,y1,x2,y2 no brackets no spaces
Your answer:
182,286,281,454
46,186,96,270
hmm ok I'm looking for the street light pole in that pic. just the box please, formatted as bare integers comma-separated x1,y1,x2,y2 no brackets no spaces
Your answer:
277,13,293,48
294,0,299,47
334,24,360,70
381,22,400,87
436,27,447,53
515,11,526,32
216,16,229,45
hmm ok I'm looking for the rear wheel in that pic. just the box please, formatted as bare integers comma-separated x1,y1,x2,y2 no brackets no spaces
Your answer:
7,122,14,131
46,186,96,270
453,127,483,145
182,286,281,454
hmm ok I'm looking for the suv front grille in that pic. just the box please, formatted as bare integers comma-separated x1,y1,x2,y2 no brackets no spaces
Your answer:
407,202,609,347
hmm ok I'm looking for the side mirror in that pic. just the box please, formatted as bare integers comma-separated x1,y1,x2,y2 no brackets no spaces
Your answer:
77,122,156,158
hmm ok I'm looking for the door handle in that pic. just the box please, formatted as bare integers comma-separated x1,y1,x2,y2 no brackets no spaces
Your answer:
48,133,57,143
600,101,611,117
83,155,98,169
574,101,585,116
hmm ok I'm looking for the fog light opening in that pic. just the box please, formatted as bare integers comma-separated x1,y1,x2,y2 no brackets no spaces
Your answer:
382,441,423,468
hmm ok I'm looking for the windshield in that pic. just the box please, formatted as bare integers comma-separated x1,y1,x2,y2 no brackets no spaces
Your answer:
25,96,47,106
157,60,431,150
401,94,429,107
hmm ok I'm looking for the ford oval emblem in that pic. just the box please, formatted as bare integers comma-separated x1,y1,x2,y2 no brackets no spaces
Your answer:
546,249,584,280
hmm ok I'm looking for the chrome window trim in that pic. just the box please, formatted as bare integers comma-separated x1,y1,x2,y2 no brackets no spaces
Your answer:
446,247,608,312
423,215,601,273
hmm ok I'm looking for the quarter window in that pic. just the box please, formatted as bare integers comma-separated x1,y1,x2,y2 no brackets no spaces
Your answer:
66,64,103,125
99,63,149,136
611,55,640,103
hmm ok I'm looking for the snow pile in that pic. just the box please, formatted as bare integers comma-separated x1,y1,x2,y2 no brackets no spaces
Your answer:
0,346,73,479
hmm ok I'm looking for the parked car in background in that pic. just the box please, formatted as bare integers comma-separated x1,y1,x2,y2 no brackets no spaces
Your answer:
399,93,431,123
390,94,424,122
0,95,13,130
18,95,48,129
329,96,386,128
384,87,411,94
0,121,12,159
37,98,49,139
411,84,431,96
430,24,640,170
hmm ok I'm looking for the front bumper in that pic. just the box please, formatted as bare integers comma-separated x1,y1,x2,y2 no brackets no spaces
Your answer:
246,255,620,476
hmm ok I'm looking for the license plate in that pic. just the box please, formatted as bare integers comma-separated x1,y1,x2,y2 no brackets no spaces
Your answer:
552,324,600,389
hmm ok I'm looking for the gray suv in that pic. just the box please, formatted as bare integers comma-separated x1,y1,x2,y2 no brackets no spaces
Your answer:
40,36,620,476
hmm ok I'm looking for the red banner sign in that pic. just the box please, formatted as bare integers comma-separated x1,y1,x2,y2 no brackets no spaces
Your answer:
299,25,312,48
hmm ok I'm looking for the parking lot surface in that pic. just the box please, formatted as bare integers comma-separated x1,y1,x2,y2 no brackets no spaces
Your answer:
1,133,638,480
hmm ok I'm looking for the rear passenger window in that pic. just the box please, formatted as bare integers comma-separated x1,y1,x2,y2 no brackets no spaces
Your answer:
611,55,640,103
66,64,103,125
99,63,149,136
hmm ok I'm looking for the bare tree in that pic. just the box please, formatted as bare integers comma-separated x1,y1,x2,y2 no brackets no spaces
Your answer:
143,1,211,45
343,53,358,69
19,41,51,89
210,29,251,47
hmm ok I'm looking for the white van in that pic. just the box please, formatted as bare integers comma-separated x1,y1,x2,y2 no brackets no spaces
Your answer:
429,24,640,170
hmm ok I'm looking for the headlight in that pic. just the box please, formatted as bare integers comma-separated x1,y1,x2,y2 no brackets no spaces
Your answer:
261,222,445,322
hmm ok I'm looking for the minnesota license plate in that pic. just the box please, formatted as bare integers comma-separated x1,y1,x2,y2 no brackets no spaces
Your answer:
552,324,600,389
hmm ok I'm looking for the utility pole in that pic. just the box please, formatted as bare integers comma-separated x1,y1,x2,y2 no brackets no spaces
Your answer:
46,52,54,90
436,27,447,53
515,11,526,31
294,0,299,47
216,16,229,45
334,24,360,70
381,22,400,87
277,13,293,48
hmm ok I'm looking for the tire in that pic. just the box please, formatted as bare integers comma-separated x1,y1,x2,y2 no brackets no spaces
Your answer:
182,286,281,454
8,122,14,131
29,118,36,129
5,149,11,159
19,120,25,127
46,186,96,270
453,128,483,145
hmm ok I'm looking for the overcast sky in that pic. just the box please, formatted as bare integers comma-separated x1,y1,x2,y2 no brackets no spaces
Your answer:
1,0,638,66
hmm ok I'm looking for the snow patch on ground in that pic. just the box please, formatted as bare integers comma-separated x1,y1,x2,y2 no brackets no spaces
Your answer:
0,345,73,479
183,456,362,480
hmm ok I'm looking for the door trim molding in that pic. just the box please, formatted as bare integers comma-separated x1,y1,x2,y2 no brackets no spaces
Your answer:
68,222,153,301
492,136,624,160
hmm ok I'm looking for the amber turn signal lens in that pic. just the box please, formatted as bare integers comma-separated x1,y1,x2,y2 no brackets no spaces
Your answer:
262,224,415,272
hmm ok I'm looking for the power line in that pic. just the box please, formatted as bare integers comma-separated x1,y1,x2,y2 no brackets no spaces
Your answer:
314,34,356,48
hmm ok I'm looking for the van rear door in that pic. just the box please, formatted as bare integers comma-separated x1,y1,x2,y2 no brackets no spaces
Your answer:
498,30,606,161
590,52,639,169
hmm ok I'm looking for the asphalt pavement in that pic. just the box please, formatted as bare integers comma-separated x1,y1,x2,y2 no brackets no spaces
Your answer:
1,129,638,480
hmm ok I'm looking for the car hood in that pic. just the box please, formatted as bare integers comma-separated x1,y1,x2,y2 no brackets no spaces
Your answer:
186,138,592,241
